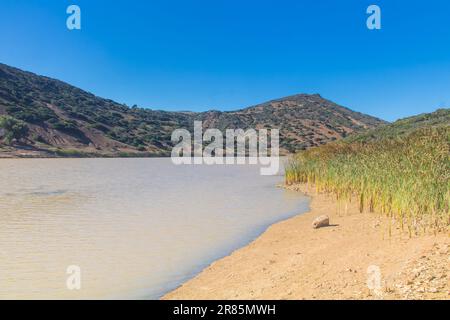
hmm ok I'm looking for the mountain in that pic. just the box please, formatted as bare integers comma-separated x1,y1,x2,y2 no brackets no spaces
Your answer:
0,63,386,157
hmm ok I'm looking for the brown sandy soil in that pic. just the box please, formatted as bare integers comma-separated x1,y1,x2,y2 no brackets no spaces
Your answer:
163,184,449,300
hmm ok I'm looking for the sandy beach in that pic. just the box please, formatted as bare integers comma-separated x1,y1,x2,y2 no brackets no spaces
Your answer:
164,184,449,300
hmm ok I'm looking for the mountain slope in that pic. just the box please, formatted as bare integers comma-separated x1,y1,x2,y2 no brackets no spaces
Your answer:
0,63,386,157
344,108,450,143
198,94,385,152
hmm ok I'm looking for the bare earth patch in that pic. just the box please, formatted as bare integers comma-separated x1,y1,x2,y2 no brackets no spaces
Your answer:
163,184,449,300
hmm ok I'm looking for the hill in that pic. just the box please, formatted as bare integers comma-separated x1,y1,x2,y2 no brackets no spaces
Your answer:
0,63,386,157
345,108,450,142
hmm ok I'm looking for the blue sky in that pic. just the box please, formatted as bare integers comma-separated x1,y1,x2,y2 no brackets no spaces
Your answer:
1,0,449,121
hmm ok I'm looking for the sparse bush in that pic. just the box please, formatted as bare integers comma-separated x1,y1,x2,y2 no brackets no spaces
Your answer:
0,115,29,145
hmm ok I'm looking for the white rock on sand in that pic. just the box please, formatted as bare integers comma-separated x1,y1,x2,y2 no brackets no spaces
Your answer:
163,184,449,300
312,215,330,229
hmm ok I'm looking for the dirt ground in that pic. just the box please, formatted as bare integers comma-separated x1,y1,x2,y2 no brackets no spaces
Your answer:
164,184,449,300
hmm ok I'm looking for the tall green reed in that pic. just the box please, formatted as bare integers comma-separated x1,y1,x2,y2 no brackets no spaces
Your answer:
286,126,450,233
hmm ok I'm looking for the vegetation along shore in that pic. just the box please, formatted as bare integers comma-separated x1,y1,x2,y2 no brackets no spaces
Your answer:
286,108,449,233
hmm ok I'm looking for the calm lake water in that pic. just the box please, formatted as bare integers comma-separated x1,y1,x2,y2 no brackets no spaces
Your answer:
0,158,308,299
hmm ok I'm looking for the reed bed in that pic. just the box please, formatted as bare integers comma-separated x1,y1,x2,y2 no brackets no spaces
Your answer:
286,125,450,234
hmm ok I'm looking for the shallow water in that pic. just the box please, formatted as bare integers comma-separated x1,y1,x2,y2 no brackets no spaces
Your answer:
0,158,308,299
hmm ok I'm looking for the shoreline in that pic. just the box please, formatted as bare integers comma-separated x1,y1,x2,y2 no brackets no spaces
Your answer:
0,149,170,159
163,184,449,300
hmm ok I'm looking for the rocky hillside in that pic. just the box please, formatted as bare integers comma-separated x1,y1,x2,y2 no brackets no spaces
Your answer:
0,63,386,157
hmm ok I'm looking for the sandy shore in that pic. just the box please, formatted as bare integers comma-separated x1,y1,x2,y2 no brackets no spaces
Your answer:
164,184,449,300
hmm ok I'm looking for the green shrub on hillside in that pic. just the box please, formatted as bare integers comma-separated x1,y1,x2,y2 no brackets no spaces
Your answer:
6,105,57,124
0,115,29,145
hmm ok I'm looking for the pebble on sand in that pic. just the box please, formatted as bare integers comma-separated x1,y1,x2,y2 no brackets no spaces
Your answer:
312,215,330,229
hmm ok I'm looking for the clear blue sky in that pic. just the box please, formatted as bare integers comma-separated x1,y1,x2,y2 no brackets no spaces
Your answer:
1,0,449,121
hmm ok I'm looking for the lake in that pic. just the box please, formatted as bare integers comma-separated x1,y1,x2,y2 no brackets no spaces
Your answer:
0,158,308,299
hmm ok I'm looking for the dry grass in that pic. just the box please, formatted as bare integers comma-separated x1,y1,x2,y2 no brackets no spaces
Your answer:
286,125,450,235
